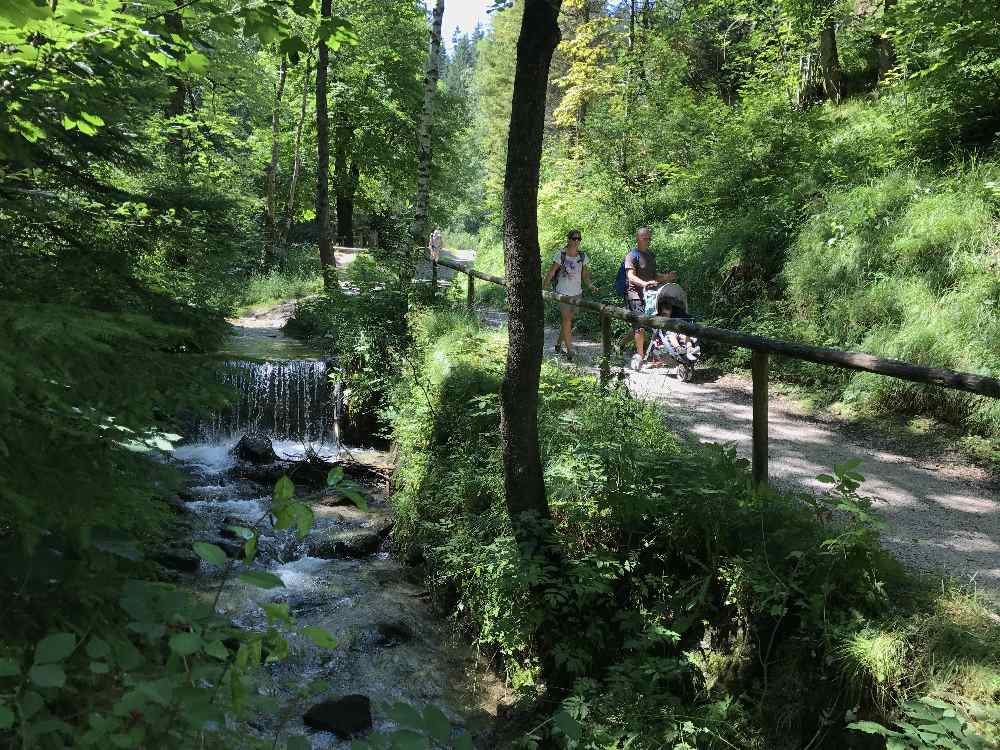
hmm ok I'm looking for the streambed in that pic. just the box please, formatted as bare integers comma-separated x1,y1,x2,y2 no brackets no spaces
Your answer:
167,317,506,747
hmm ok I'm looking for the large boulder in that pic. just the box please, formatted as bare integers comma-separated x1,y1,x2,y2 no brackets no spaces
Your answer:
231,432,278,464
306,528,382,559
374,620,413,647
303,695,372,737
155,546,200,573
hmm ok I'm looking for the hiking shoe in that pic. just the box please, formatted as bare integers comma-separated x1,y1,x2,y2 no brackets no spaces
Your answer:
554,343,563,355
564,349,574,362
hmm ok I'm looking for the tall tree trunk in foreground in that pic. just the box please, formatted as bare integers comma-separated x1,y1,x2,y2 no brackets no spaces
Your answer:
315,0,336,289
819,16,842,103
263,56,288,269
502,0,561,525
500,0,563,685
279,54,312,253
405,0,445,292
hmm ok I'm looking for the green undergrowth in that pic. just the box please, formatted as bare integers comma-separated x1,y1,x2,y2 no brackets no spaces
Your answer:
470,99,1000,440
232,243,326,314
388,309,1000,749
287,254,410,444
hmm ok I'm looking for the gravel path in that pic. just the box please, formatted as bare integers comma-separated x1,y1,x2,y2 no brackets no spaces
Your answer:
475,297,1000,603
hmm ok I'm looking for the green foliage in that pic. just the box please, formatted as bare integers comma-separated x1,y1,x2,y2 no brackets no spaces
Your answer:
350,703,474,750
389,310,1000,749
463,0,1000,437
0,472,344,749
290,254,410,440
782,163,1000,431
849,696,999,749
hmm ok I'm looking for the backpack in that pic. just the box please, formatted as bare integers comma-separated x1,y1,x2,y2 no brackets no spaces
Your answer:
552,250,586,289
614,249,641,297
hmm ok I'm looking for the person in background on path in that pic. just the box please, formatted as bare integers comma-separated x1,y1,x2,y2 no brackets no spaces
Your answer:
544,229,598,361
624,227,677,368
428,227,443,260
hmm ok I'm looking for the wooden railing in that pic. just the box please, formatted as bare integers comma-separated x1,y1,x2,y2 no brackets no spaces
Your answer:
430,254,1000,488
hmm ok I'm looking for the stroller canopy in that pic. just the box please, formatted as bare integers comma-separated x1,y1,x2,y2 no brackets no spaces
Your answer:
656,283,688,314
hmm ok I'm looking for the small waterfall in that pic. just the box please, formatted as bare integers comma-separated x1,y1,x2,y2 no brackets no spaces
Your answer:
202,359,338,443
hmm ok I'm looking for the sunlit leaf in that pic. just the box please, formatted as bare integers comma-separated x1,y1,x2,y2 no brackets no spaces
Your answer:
239,571,285,589
273,475,294,504
300,626,337,649
193,542,227,566
263,602,291,625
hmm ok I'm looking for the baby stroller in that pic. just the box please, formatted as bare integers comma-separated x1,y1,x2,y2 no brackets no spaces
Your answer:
639,283,701,382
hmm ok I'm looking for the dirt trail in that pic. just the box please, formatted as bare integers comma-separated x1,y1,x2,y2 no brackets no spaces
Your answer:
476,298,1000,603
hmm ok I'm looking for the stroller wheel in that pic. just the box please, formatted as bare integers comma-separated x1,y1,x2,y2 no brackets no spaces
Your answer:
678,364,694,382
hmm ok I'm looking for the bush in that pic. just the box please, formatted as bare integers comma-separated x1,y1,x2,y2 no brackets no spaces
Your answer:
288,255,410,444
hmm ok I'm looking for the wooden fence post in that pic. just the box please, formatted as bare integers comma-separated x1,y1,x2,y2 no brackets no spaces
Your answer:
600,312,611,385
466,272,475,313
751,349,769,489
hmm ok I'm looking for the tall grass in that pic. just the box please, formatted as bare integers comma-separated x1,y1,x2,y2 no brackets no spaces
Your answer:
232,243,324,313
784,162,1000,432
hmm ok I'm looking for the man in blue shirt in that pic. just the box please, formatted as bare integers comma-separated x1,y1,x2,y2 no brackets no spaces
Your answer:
624,227,677,368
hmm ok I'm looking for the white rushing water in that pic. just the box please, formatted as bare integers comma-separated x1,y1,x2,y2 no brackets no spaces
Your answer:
200,359,340,444
169,330,503,746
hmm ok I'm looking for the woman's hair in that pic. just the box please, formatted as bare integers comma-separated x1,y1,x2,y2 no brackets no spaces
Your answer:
566,229,582,240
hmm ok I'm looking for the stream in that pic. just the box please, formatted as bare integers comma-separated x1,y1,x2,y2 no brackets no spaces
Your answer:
169,316,505,747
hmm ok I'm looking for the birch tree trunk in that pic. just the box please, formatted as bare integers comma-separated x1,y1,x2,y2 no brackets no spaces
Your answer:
406,0,445,293
263,56,288,269
316,0,336,290
279,55,312,254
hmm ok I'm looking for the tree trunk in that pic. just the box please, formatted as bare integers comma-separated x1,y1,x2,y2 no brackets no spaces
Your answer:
406,0,445,293
335,162,359,246
333,122,359,246
164,3,187,118
263,56,288,269
628,0,636,50
279,54,312,254
499,0,564,684
316,0,336,289
818,17,842,103
873,0,897,83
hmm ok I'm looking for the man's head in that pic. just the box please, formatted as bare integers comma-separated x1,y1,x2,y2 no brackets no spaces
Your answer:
567,229,582,247
636,227,652,251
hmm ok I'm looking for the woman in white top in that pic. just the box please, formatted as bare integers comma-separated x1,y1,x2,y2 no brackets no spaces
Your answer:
543,229,598,361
